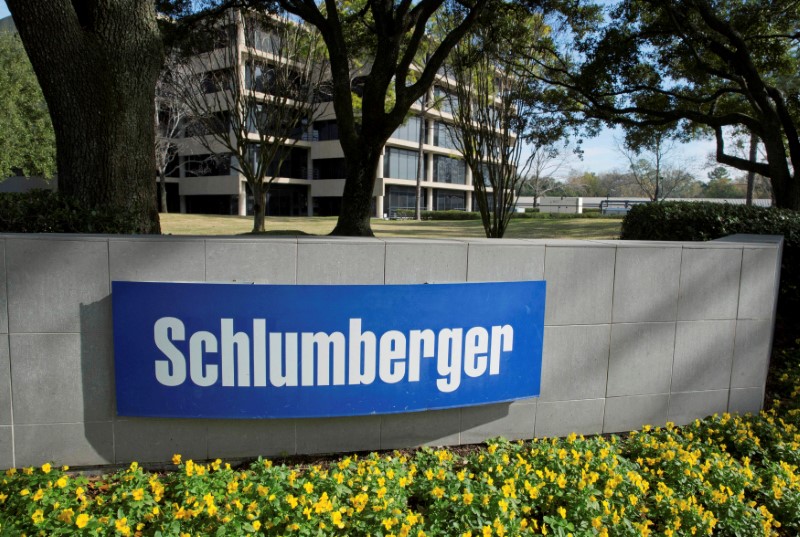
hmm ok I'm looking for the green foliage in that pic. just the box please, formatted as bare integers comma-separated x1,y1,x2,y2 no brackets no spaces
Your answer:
0,190,142,234
0,31,55,180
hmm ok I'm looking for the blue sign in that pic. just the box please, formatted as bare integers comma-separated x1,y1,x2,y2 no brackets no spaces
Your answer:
112,280,545,419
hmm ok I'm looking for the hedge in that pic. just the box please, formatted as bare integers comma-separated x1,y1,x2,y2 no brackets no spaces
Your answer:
0,190,141,234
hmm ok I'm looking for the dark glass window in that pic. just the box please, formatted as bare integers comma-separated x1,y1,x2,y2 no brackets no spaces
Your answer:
313,120,339,141
433,190,466,211
383,147,421,180
391,116,421,143
313,158,347,180
183,154,232,177
433,121,458,150
386,185,418,213
432,155,466,184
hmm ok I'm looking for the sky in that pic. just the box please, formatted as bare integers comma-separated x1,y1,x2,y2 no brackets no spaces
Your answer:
0,0,720,180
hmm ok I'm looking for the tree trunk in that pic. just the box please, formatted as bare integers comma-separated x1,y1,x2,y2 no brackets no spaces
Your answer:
7,0,162,233
746,132,757,206
159,169,169,213
332,150,382,236
252,183,267,233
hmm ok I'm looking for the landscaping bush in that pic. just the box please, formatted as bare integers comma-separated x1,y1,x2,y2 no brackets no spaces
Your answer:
621,202,800,348
0,190,141,234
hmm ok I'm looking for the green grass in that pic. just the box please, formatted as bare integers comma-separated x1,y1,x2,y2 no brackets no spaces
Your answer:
159,213,623,239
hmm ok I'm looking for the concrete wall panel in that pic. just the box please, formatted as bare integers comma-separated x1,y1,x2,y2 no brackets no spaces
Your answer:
6,238,109,333
466,242,545,282
603,394,669,434
460,399,537,443
0,337,9,425
207,420,296,459
544,246,615,325
115,419,208,463
678,247,742,320
109,238,206,282
540,325,610,402
0,426,12,469
0,240,6,334
380,409,461,449
10,334,113,424
297,416,381,455
672,321,736,393
384,239,468,284
206,239,297,284
728,387,764,415
297,239,385,284
612,246,681,322
668,390,729,426
738,247,781,320
535,399,605,438
14,422,113,467
607,322,675,397
732,320,773,389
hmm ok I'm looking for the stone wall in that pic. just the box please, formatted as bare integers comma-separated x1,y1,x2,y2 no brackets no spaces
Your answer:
0,233,782,468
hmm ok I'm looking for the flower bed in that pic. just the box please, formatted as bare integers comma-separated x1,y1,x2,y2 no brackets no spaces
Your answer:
2,348,799,537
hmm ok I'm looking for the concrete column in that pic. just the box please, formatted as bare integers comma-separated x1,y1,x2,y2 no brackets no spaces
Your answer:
426,188,434,211
466,190,473,212
238,181,247,216
426,153,434,182
307,185,313,216
466,165,473,186
180,196,187,214
375,195,385,218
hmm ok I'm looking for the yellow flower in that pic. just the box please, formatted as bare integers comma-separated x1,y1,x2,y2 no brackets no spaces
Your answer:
172,453,182,465
462,491,474,505
75,513,90,528
304,482,314,494
132,488,144,501
253,520,262,530
56,476,68,488
41,463,52,474
115,517,131,536
32,489,44,501
558,506,567,519
31,509,44,524
57,508,74,523
331,511,345,529
431,486,445,499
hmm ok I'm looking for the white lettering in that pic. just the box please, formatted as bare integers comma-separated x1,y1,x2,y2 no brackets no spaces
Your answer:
302,331,346,386
464,326,489,377
221,319,250,387
270,332,298,387
348,319,376,385
490,325,513,375
189,331,218,387
379,330,407,383
253,319,267,387
436,328,463,393
154,317,187,386
408,329,435,382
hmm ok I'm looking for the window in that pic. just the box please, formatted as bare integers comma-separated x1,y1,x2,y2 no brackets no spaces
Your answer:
383,147,421,181
391,116,421,143
386,185,417,213
432,155,466,184
433,190,465,211
313,158,346,180
433,121,458,150
434,86,457,115
183,154,231,177
313,120,339,141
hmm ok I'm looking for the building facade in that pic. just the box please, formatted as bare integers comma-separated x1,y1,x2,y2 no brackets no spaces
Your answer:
165,11,487,218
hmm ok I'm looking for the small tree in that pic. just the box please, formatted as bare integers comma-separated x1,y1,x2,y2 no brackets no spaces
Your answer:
520,144,570,205
444,6,545,237
618,131,694,201
178,10,328,232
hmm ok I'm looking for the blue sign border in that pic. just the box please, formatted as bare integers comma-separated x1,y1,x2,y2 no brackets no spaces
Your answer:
112,280,545,419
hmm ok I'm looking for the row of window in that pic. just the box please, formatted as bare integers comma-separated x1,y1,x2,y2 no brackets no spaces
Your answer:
385,185,467,212
383,148,466,184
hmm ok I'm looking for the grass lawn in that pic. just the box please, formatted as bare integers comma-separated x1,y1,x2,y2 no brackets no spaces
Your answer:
160,213,623,240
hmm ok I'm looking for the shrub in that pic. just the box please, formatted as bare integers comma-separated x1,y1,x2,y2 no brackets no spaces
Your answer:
621,202,800,348
0,190,141,234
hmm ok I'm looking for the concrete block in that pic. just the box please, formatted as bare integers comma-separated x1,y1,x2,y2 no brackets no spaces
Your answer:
728,387,764,415
678,248,741,320
0,336,10,425
14,422,113,467
540,325,610,402
534,399,605,438
466,242,545,282
460,399,537,444
731,320,772,388
10,334,114,424
603,394,669,433
612,247,681,322
380,409,461,449
109,238,205,282
667,390,729,426
0,426,12,469
544,246,615,325
0,240,6,334
206,239,297,284
114,419,207,463
297,240,385,284
738,248,780,320
6,238,109,333
384,240,468,284
297,416,381,455
672,321,735,393
207,420,296,459
607,322,675,397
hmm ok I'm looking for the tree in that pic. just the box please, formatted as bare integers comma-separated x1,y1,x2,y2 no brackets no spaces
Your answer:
6,0,164,232
178,10,328,232
519,144,570,202
442,3,548,237
519,0,800,210
264,0,490,235
703,167,743,198
0,31,55,180
617,131,694,201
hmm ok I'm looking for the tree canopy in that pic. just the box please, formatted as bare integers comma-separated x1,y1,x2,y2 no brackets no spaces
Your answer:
519,0,800,209
0,31,55,180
